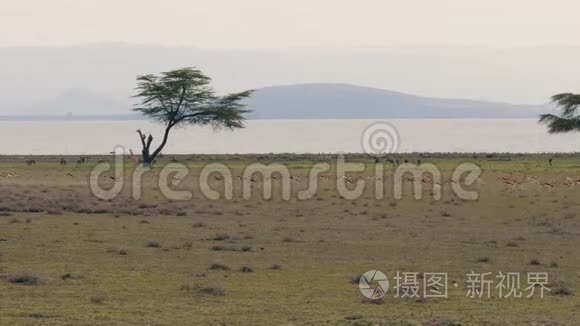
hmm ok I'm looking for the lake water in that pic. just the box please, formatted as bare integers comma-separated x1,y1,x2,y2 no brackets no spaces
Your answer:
1,119,578,155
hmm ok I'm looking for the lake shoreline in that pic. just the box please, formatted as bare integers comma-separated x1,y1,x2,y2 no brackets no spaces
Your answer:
1,152,578,163
1,119,577,154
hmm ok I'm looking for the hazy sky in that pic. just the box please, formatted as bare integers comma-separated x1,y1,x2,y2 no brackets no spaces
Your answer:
2,0,580,48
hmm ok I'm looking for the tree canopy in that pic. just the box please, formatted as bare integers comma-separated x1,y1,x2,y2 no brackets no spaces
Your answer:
133,67,252,164
539,93,580,133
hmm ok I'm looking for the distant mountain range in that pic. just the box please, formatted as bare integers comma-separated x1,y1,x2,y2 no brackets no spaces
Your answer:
245,83,548,119
0,83,549,120
0,43,570,120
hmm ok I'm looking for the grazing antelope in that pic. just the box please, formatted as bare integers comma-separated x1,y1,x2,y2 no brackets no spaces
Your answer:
25,160,36,165
341,176,354,184
563,177,574,187
542,182,554,191
60,158,67,165
526,176,539,184
497,175,521,190
128,150,141,164
76,157,86,164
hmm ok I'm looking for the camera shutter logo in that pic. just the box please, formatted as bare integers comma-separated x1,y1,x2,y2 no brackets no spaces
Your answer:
359,270,389,299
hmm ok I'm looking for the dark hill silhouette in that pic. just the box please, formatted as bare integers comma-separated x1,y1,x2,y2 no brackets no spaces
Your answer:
0,83,549,120
245,83,548,119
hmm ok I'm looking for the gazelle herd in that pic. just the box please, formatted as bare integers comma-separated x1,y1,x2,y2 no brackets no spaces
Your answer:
208,172,580,193
497,174,580,190
215,174,468,188
9,156,580,195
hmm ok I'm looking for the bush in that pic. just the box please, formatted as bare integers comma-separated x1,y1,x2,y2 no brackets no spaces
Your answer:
212,233,230,241
199,286,225,296
182,242,193,250
550,280,573,296
209,263,231,271
282,236,300,243
7,272,40,285
361,296,385,305
210,245,227,251
61,273,82,280
90,293,106,304
529,258,541,266
145,241,161,248
477,256,490,263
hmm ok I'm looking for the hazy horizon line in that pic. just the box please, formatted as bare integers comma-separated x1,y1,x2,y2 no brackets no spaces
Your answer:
2,41,580,51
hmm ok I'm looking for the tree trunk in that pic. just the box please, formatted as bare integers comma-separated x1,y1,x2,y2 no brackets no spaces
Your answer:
137,129,153,166
137,125,173,167
142,150,152,166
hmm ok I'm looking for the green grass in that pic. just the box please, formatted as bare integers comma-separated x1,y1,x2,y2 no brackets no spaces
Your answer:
0,155,578,325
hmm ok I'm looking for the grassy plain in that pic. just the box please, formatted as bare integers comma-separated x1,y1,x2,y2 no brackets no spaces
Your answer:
0,154,578,325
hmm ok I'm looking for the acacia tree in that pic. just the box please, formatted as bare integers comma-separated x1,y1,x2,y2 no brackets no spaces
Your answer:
539,93,580,133
133,68,252,165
